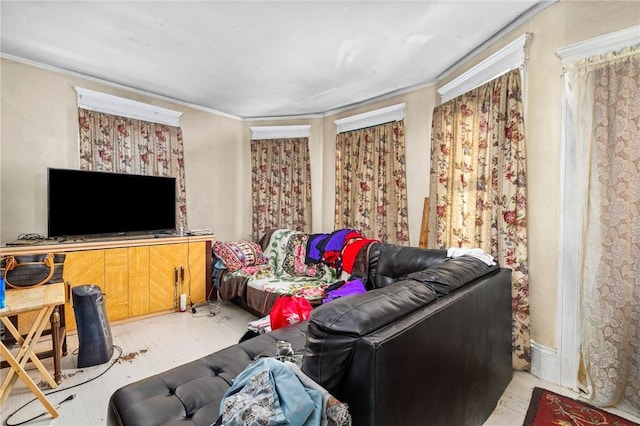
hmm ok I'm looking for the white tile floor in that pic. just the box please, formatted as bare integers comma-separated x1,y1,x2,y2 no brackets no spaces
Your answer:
1,301,638,426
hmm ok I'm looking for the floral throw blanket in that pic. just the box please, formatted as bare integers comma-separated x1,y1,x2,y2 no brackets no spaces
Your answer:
237,229,337,302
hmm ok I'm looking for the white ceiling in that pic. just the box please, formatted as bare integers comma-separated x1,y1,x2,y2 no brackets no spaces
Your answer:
1,1,548,119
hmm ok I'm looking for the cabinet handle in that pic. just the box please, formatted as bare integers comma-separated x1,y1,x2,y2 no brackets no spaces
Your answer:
66,281,71,302
180,266,185,285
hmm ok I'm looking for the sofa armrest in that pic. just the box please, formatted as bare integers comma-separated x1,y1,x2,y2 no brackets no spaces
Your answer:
403,256,500,295
302,280,438,393
373,244,447,288
340,268,513,426
302,255,503,407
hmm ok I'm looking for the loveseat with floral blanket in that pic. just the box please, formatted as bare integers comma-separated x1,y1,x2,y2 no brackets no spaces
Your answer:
214,229,368,317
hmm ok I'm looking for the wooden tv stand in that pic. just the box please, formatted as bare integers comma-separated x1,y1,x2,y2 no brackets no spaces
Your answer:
0,235,214,332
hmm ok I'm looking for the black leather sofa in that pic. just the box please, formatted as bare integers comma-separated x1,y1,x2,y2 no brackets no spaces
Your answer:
107,244,513,426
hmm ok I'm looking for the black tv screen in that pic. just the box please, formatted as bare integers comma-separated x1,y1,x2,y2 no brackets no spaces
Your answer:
47,168,177,238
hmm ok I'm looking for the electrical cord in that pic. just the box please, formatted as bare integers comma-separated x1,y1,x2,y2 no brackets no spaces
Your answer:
190,299,224,318
3,345,123,426
186,234,192,307
190,309,214,318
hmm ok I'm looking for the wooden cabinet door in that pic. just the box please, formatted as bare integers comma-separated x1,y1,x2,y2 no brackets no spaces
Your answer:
128,246,150,317
104,248,128,322
149,243,187,312
62,250,105,331
187,241,207,305
1,236,212,333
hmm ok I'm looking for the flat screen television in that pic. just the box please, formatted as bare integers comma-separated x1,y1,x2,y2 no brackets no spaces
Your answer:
47,168,177,239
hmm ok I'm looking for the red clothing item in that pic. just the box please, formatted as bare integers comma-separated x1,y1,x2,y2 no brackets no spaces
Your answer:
322,230,362,266
341,237,378,274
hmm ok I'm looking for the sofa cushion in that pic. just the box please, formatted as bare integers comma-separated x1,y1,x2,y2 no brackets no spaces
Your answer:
403,256,500,295
302,280,438,393
107,322,309,426
213,240,269,272
309,280,438,335
374,244,447,288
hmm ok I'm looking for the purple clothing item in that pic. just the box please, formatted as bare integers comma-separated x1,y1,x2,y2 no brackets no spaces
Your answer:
323,278,366,303
317,229,356,253
305,233,329,264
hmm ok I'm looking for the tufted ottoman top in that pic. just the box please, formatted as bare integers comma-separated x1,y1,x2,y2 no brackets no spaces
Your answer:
107,322,308,426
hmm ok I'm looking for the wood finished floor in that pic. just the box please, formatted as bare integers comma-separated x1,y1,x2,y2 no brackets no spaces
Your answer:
2,301,639,426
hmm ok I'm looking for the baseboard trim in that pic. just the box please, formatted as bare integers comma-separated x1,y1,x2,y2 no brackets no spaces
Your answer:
530,340,560,384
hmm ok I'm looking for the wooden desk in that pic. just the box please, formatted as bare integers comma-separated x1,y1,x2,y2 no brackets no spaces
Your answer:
0,283,65,418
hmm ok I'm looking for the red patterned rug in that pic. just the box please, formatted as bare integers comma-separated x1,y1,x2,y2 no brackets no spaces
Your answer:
524,387,639,426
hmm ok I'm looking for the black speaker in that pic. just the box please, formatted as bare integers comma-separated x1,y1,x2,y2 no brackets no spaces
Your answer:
72,285,113,367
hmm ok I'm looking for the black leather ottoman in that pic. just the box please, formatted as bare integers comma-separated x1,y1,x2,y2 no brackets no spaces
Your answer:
107,322,308,426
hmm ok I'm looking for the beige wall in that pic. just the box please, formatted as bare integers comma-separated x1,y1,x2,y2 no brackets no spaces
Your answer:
435,0,640,350
1,0,637,365
0,58,244,243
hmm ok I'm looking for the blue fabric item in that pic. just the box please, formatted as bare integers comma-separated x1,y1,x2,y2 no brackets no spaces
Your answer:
305,233,330,263
220,369,286,425
221,358,320,426
317,229,356,253
301,387,323,426
212,256,227,290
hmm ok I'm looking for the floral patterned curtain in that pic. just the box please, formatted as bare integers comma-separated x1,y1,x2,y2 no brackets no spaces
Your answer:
565,46,639,414
334,120,410,244
78,108,188,230
429,69,530,370
250,138,312,240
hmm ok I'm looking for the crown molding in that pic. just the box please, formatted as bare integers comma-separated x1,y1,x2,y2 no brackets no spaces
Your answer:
435,1,556,84
438,33,531,103
249,125,311,139
75,86,183,126
334,103,405,133
556,25,640,64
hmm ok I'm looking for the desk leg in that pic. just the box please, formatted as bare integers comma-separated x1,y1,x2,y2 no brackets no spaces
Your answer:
0,309,58,390
0,309,48,396
0,342,59,417
50,307,62,384
0,307,59,418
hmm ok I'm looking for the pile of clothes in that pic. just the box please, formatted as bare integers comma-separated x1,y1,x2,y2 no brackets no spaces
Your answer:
306,229,379,276
215,357,351,426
